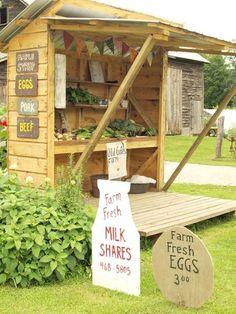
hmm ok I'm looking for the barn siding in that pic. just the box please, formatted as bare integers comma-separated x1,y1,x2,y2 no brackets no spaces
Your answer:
167,59,204,134
0,0,26,31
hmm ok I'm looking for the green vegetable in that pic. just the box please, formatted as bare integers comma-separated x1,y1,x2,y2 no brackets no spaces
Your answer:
66,87,100,105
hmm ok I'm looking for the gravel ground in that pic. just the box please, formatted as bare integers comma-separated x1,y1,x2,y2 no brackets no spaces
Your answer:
165,161,236,186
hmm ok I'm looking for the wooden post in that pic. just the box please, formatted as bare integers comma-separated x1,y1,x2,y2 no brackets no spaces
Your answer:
157,49,168,190
47,31,55,185
74,35,157,172
215,116,224,158
163,84,236,191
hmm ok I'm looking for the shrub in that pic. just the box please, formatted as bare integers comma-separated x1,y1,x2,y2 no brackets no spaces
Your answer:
0,170,93,288
0,106,7,169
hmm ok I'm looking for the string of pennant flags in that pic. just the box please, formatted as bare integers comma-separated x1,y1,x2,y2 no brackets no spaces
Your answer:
63,31,158,66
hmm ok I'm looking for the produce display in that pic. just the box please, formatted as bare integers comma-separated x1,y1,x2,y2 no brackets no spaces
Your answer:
55,119,157,141
66,87,101,105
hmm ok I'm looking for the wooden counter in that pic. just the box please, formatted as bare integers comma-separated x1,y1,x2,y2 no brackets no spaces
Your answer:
54,136,158,154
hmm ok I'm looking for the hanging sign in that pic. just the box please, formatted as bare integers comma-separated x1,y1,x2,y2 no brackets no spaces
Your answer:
15,74,38,96
152,226,214,308
106,140,127,180
92,180,140,296
17,99,39,116
16,50,39,73
17,117,39,139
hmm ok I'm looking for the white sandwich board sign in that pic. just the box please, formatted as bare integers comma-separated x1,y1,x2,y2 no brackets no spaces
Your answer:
106,140,127,180
92,180,140,296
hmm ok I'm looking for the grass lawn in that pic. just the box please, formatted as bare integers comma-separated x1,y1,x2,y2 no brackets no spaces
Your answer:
0,184,235,313
165,135,236,167
0,214,235,314
169,183,236,200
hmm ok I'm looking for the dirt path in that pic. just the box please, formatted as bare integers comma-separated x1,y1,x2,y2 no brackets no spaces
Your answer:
165,161,236,186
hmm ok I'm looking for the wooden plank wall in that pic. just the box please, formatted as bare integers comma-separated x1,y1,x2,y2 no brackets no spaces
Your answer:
166,66,182,134
129,53,162,182
191,100,203,134
55,50,162,192
55,55,128,190
7,19,49,186
0,85,7,105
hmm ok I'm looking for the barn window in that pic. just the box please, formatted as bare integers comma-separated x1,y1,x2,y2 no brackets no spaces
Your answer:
0,7,8,25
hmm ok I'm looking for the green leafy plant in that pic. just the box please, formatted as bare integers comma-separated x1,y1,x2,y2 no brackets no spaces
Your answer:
66,87,100,105
0,165,93,288
0,106,7,169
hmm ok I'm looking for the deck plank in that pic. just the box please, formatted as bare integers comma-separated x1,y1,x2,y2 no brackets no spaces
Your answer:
87,192,236,237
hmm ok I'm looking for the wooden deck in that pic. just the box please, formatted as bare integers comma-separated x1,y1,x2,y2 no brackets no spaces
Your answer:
88,192,236,237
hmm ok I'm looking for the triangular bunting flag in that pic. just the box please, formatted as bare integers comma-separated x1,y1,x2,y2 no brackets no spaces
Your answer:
130,47,138,63
114,38,122,54
147,52,153,67
63,31,74,50
85,40,95,57
122,42,130,56
96,41,105,55
105,37,115,54
76,38,85,57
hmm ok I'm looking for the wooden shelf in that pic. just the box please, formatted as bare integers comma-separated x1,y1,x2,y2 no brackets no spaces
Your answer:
71,103,107,109
54,136,158,155
69,103,127,110
67,80,119,87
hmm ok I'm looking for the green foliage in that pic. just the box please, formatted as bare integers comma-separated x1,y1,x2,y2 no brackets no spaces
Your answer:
0,106,7,169
73,120,157,140
0,168,93,288
204,55,231,108
66,87,100,105
225,56,236,107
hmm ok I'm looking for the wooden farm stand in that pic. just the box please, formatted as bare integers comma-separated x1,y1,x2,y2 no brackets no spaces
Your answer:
1,0,236,234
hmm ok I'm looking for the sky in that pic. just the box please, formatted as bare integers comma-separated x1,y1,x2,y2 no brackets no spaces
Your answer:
25,0,236,41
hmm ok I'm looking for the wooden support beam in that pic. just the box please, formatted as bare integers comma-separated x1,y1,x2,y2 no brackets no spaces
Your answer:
151,22,236,49
128,94,156,129
167,47,236,56
74,34,157,172
49,23,169,40
157,49,168,190
163,84,236,191
47,31,55,185
15,19,30,26
136,149,158,174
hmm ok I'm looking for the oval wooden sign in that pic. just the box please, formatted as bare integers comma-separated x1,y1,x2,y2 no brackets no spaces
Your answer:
152,226,213,308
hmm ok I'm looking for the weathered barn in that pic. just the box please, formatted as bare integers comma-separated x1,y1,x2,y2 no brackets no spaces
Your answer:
0,52,6,104
0,0,27,31
166,52,209,135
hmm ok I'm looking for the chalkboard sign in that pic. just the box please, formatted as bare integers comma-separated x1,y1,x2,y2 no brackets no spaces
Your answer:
152,226,213,308
16,50,38,73
17,99,39,116
15,74,38,96
17,117,39,139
